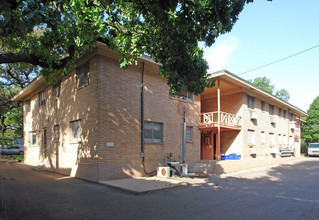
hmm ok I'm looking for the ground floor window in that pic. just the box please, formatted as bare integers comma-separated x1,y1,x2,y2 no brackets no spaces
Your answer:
30,131,37,146
247,129,255,146
186,126,193,142
70,120,82,143
144,122,163,143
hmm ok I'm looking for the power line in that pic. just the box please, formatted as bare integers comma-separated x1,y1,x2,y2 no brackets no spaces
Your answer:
238,44,319,75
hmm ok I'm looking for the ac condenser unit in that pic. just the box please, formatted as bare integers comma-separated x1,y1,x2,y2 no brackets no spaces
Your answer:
270,117,277,124
250,147,257,155
157,167,170,178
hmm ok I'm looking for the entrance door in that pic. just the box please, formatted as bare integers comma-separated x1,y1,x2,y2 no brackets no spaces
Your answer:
43,128,47,158
201,131,214,160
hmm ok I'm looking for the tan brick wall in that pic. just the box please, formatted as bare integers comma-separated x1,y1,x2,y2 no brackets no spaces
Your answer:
23,55,99,181
96,49,201,179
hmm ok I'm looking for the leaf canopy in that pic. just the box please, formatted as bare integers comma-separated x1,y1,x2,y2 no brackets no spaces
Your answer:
0,0,259,94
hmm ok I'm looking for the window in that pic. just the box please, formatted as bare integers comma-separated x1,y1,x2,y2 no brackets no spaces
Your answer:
169,88,194,102
261,131,266,144
279,134,283,145
283,135,287,145
247,95,255,109
261,101,265,111
70,120,82,143
25,99,31,112
39,90,45,106
278,108,282,117
144,122,163,143
30,131,37,146
269,133,275,146
54,125,59,142
186,126,193,142
269,104,274,115
53,80,61,99
247,129,255,146
76,63,89,88
283,110,286,118
289,112,294,122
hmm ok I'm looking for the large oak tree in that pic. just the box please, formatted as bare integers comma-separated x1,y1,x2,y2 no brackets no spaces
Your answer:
0,0,263,94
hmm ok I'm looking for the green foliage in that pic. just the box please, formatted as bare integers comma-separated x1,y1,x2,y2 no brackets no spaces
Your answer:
302,96,319,143
248,77,274,94
0,0,261,95
0,63,38,144
275,89,290,102
249,76,290,101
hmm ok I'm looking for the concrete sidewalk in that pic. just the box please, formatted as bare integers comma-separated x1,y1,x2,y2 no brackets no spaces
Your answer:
99,176,208,194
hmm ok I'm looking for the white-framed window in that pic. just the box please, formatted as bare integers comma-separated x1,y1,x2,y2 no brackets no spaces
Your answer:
30,131,37,146
76,63,89,88
39,90,45,106
269,133,275,146
283,135,287,145
53,80,61,99
269,104,274,115
289,136,294,148
261,131,266,144
70,120,82,143
279,134,283,145
247,129,255,146
54,125,59,142
186,126,193,142
169,88,194,102
144,122,163,143
247,95,255,109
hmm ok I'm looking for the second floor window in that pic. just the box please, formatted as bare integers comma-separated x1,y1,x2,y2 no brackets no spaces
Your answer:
76,63,89,88
53,80,61,99
39,90,45,106
169,88,194,102
25,99,31,112
289,112,294,121
261,101,265,111
278,108,282,117
247,95,254,109
269,104,274,115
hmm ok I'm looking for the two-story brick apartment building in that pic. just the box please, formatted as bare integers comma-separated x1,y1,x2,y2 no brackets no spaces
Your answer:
12,42,307,181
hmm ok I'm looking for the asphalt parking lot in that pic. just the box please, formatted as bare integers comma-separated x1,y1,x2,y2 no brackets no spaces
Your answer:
1,158,319,219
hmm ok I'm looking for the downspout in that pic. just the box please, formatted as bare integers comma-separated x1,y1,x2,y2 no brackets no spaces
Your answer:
182,108,186,163
140,62,155,175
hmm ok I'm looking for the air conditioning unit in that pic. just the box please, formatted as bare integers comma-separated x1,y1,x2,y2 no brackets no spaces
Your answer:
250,147,257,155
157,167,170,178
290,123,296,130
250,111,258,120
270,117,277,124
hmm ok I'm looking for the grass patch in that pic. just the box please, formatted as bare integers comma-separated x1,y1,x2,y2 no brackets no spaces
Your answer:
12,155,24,162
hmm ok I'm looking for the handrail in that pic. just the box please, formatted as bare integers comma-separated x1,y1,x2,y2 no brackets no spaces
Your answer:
201,111,241,127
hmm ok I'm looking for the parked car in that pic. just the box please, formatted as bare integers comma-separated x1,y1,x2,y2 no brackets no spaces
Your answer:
0,146,24,155
308,143,319,157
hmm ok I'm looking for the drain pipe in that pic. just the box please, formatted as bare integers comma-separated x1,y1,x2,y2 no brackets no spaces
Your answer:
140,62,154,176
182,107,186,163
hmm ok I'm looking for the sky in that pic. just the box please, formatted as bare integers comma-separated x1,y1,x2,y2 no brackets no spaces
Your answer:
203,0,319,113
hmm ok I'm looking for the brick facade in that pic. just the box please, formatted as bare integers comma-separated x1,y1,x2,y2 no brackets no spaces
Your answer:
14,44,307,181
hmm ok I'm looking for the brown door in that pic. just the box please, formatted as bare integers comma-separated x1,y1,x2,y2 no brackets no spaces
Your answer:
201,131,214,160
